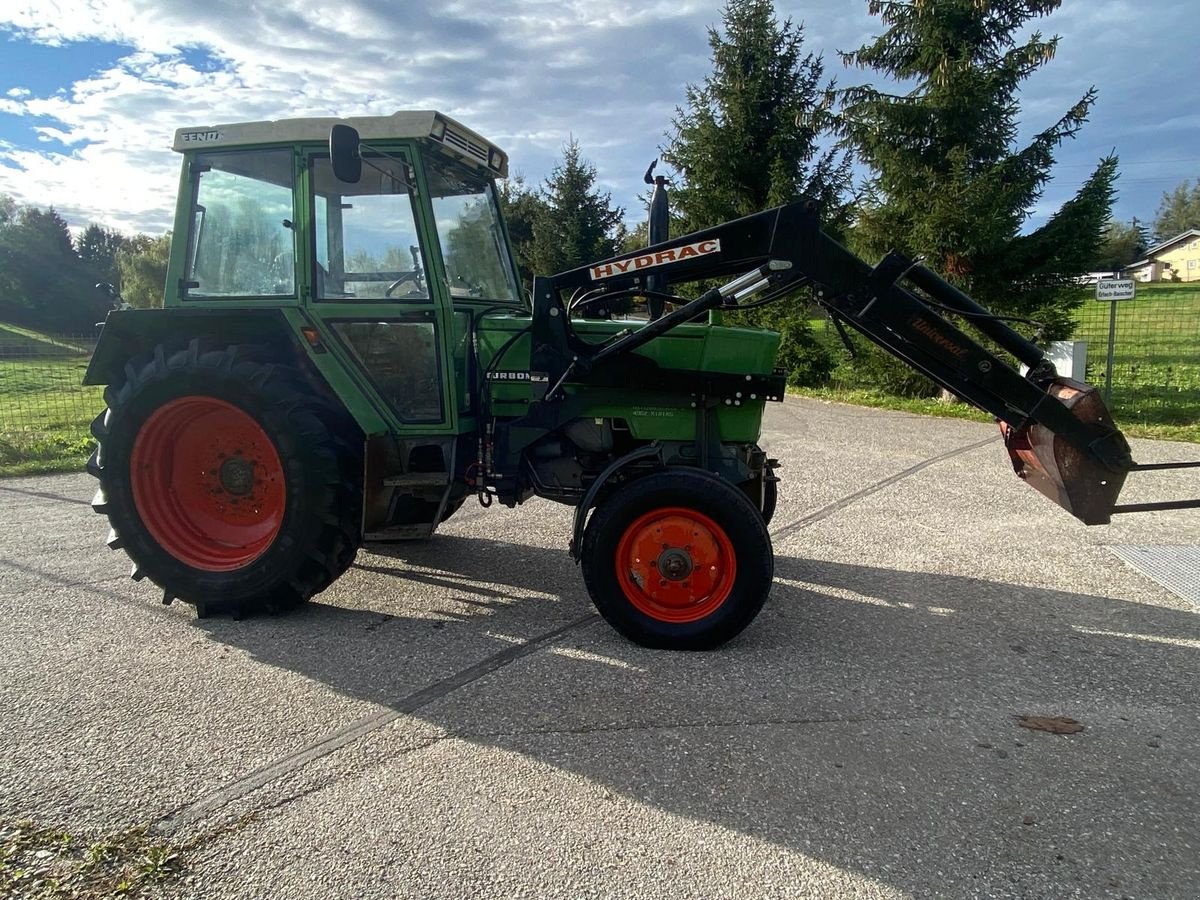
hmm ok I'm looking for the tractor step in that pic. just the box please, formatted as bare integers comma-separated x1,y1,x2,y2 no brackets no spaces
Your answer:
383,473,450,488
364,524,435,541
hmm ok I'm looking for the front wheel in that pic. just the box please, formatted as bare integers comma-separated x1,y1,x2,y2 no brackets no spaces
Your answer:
581,469,773,649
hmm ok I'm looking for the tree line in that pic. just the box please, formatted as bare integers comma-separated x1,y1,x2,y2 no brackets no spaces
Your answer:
0,196,169,332
4,0,1197,387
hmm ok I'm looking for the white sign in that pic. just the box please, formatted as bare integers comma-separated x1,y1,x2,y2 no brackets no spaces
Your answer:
1096,278,1135,301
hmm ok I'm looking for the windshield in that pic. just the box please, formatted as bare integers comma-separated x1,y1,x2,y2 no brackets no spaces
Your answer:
423,151,521,304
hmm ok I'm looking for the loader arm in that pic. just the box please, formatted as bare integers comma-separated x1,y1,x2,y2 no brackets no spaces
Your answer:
537,199,1198,525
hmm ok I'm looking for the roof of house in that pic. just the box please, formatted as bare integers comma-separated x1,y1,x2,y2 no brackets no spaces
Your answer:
1144,229,1200,258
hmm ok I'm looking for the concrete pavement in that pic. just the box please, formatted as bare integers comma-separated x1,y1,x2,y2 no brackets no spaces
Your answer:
2,397,1198,898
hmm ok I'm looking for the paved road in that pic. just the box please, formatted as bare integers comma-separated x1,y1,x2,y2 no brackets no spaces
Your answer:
2,398,1199,899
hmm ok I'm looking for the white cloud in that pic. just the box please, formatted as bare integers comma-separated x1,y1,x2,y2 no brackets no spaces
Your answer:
0,0,1195,235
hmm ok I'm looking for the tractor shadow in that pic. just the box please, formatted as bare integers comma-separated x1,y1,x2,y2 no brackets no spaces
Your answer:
195,533,1200,896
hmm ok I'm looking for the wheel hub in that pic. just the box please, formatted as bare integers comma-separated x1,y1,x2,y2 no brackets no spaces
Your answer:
218,456,256,496
130,396,286,572
656,547,694,581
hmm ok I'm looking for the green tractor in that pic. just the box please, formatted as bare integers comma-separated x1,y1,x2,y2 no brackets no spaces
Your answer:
84,111,1190,649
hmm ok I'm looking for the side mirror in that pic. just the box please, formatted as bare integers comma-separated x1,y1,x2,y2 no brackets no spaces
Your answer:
329,124,362,183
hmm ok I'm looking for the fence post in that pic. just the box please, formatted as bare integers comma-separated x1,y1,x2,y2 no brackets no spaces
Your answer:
1104,294,1118,404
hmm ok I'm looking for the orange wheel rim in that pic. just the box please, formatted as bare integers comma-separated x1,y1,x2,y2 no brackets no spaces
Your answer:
615,507,736,623
131,396,286,572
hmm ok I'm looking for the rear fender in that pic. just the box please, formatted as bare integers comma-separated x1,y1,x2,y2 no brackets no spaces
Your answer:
84,306,392,443
85,308,304,386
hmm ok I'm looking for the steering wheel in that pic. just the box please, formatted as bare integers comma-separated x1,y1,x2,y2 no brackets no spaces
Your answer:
384,271,422,297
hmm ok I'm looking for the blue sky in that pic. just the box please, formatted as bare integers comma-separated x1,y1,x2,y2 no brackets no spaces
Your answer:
0,0,1196,239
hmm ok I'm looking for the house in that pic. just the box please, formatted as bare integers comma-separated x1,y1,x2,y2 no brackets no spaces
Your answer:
1122,229,1200,282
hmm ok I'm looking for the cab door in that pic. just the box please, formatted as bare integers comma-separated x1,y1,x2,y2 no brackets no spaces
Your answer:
305,148,458,434
303,148,460,538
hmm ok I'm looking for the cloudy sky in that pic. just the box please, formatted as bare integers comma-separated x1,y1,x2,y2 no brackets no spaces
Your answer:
0,0,1195,239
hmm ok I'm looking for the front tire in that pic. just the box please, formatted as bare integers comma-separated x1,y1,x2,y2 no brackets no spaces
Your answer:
581,469,773,649
89,342,362,617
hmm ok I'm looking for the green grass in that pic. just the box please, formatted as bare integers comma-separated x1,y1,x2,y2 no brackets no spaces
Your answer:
0,322,92,353
1072,281,1200,428
0,324,101,476
1,819,185,899
806,280,1199,441
789,386,1200,443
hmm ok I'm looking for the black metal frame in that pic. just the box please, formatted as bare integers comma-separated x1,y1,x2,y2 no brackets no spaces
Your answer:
513,198,1198,520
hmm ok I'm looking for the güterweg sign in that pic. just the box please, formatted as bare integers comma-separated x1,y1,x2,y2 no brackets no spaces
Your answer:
1096,278,1135,301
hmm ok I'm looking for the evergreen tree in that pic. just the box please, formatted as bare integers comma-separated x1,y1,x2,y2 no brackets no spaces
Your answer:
496,174,549,291
75,224,128,288
663,0,851,231
1152,179,1200,240
661,0,848,385
841,0,1116,353
528,138,624,277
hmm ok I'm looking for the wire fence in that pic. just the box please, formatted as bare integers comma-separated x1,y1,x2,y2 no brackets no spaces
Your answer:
0,329,101,472
1074,282,1200,427
811,282,1199,429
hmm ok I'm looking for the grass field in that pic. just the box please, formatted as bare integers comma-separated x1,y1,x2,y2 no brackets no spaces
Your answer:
1073,281,1200,429
807,281,1199,442
0,324,100,476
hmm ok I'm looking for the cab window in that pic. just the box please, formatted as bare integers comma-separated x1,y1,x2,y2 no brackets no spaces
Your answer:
312,155,428,301
184,148,295,298
423,151,520,304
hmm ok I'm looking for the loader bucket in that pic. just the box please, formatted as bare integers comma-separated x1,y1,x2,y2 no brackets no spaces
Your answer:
1001,379,1129,526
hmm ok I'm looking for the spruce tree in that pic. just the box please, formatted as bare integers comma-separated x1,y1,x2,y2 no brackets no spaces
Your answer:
841,0,1116,346
528,139,624,277
663,0,850,231
661,0,849,385
496,175,549,291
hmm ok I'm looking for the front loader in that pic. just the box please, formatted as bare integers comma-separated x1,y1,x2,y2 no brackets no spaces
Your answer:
83,111,1197,649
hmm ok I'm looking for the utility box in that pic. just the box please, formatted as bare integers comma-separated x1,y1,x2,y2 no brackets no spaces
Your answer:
1047,340,1088,381
1020,340,1087,381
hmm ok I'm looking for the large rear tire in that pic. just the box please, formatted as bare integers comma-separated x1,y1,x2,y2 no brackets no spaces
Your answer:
89,341,362,617
581,468,773,649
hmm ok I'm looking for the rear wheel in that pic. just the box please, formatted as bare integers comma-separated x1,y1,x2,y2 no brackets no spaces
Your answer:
89,341,362,617
581,469,773,649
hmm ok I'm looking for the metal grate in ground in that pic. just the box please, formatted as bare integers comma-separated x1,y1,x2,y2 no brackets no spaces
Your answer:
1109,545,1200,606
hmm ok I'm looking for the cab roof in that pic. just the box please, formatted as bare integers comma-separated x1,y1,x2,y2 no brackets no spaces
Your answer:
172,110,507,177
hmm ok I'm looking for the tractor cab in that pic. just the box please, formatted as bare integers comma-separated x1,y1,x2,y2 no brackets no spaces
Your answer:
168,112,518,308
151,114,524,528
